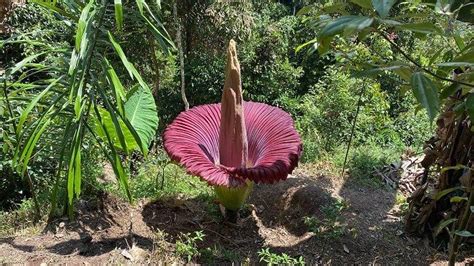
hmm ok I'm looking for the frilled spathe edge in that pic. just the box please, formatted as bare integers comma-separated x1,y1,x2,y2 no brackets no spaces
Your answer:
163,101,302,187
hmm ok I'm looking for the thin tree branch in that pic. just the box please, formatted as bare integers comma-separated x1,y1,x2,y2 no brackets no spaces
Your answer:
377,29,474,88
342,80,365,177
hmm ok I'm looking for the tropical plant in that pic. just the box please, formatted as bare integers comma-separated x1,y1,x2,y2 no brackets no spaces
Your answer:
163,40,302,222
1,0,173,218
297,0,473,264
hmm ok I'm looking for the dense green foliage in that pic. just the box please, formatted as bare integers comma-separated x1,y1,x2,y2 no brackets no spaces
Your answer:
2,0,469,229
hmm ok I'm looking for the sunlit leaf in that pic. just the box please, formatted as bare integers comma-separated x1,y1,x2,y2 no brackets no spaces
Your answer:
319,16,374,38
372,0,396,18
396,22,442,35
295,39,318,53
434,218,457,236
124,86,158,149
76,0,94,51
454,230,474,238
434,186,463,201
450,196,468,203
437,62,474,67
114,0,123,30
410,72,440,121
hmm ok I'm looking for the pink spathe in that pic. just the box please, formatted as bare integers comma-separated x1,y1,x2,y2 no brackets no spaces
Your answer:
163,39,302,188
163,101,302,187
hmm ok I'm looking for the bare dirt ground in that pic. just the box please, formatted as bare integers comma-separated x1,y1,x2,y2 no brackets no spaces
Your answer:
1,166,473,264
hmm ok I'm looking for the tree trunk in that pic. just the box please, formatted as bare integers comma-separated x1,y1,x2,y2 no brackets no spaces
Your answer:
173,0,189,111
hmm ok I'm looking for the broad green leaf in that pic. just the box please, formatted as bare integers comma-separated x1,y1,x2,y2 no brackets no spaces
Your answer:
450,196,468,203
434,186,463,201
93,105,131,201
437,62,474,67
372,0,396,18
319,16,374,38
295,39,318,53
440,83,460,100
360,62,411,76
114,0,123,30
441,164,470,173
411,72,440,121
93,107,138,152
428,47,445,66
124,86,158,149
378,18,402,26
454,230,474,238
434,218,457,236
396,22,442,35
466,93,474,124
296,6,312,16
351,0,372,9
394,66,413,82
454,34,465,51
453,46,474,63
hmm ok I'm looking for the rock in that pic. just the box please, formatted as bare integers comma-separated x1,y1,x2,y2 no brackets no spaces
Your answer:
121,249,133,261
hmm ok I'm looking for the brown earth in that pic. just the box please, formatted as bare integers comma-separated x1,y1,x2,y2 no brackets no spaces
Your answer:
0,167,473,265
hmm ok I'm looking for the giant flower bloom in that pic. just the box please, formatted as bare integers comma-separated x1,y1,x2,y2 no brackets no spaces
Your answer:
163,40,302,214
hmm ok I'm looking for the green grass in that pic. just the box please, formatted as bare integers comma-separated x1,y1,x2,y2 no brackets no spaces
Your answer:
0,198,46,237
395,192,409,215
175,230,205,262
103,154,214,202
341,144,402,189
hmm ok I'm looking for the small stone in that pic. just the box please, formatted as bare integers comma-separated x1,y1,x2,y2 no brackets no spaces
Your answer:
121,249,134,261
59,222,65,228
343,244,350,254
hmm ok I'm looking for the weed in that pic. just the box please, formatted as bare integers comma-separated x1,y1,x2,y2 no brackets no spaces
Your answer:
175,230,205,262
303,198,349,238
258,248,305,265
395,192,409,215
0,198,46,237
345,144,401,188
105,152,213,202
201,244,241,263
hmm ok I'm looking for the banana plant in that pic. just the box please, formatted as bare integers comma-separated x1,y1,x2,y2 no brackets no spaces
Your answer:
1,0,173,218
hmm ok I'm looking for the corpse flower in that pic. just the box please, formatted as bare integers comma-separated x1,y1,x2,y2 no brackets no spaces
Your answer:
163,40,302,221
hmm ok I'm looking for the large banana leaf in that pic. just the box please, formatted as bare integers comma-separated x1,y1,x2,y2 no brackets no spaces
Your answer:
94,86,158,153
124,86,158,149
